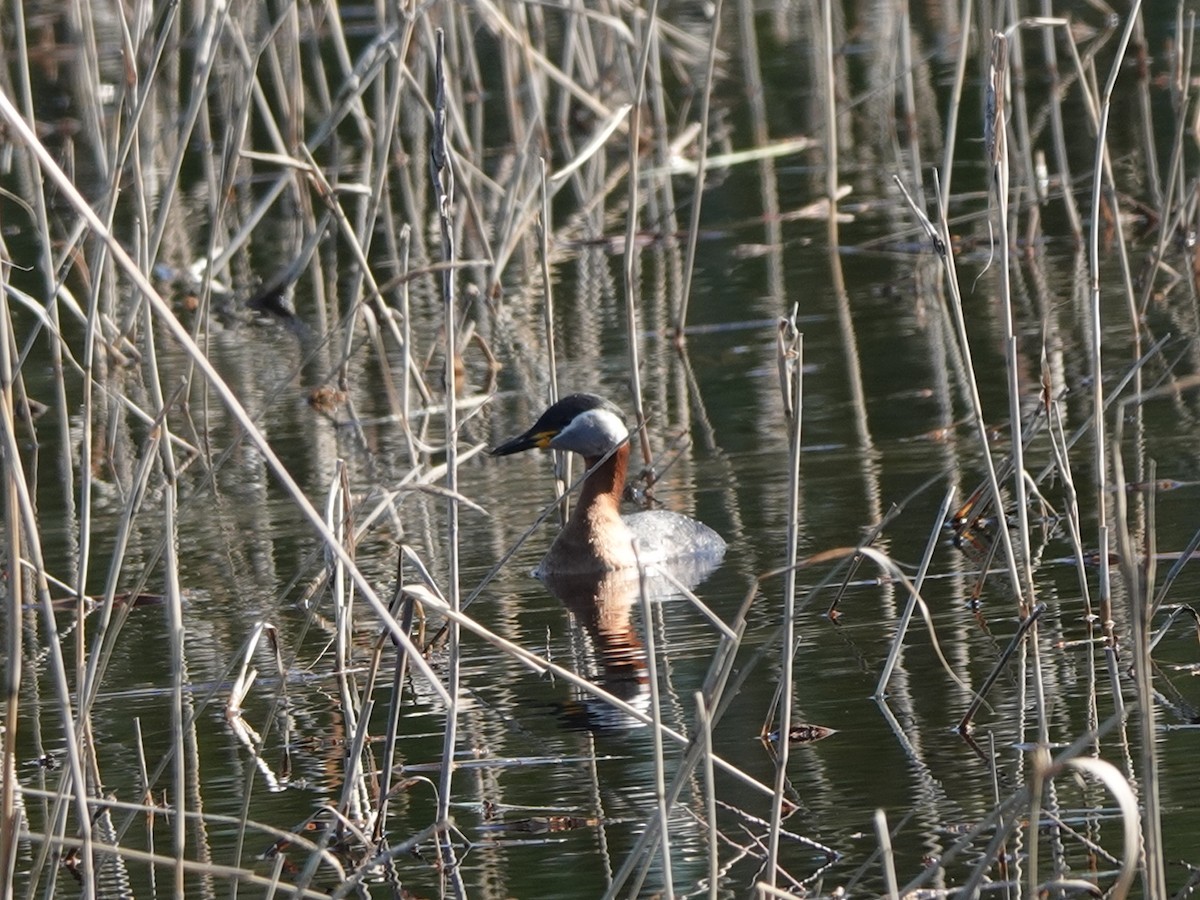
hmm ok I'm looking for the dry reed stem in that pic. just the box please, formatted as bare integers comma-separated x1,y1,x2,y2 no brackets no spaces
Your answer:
631,557,675,898
765,314,802,889
0,210,24,900
673,0,722,342
938,0,973,212
373,581,418,847
696,691,718,900
991,33,1037,616
0,312,95,893
874,809,900,900
874,486,957,698
428,28,466,893
896,172,1027,603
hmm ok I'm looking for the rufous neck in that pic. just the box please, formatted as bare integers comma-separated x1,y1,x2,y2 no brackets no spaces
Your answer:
578,442,629,513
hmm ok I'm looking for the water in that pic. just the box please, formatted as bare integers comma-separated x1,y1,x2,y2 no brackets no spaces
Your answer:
5,0,1200,897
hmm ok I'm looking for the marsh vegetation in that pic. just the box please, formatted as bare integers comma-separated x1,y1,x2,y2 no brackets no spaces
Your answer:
1,0,1199,897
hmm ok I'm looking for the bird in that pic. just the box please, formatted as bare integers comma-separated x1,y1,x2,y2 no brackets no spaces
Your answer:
490,393,726,577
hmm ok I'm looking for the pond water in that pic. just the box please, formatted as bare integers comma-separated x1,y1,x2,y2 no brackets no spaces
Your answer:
4,1,1200,897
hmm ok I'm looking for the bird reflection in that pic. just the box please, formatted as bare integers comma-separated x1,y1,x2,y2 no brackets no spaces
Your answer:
541,554,723,732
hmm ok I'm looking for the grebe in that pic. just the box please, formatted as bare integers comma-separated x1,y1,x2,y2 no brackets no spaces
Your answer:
491,393,726,577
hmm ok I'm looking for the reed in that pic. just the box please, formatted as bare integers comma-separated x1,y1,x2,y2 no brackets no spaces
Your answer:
766,312,802,889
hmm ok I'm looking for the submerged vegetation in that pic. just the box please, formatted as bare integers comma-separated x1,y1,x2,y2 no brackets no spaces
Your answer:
0,0,1198,897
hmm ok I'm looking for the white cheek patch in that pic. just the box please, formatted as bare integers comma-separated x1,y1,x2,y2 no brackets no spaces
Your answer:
552,408,628,457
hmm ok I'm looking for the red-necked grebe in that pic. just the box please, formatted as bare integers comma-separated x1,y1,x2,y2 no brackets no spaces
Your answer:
491,393,726,577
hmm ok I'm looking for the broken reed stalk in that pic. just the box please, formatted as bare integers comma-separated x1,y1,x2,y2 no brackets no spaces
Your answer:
0,237,24,899
895,171,1026,602
429,28,467,895
990,33,1035,615
373,579,418,846
333,695,375,845
874,809,900,900
327,461,374,832
822,518,892,621
398,223,420,466
1152,522,1200,618
1044,378,1104,740
990,25,1053,757
0,269,96,892
696,692,718,900
143,283,190,896
766,314,802,889
1085,0,1143,696
874,487,956,698
957,603,1045,732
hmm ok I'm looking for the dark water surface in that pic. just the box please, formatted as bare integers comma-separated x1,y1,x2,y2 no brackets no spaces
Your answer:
5,1,1200,897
